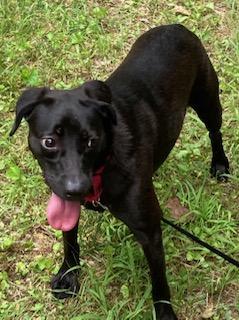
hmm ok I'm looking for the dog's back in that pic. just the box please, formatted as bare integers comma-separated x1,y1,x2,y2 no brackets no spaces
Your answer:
106,24,213,169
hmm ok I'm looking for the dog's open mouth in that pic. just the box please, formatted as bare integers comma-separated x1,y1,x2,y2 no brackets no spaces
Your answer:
47,193,81,231
46,166,104,231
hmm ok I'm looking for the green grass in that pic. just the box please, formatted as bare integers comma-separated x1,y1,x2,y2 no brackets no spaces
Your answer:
0,0,239,319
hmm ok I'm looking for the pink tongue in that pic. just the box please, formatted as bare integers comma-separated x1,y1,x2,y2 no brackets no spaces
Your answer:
47,193,81,231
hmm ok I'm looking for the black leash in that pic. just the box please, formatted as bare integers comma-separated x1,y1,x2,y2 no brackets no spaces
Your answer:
162,217,239,268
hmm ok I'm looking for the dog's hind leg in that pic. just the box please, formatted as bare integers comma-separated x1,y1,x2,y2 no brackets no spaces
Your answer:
189,60,229,181
111,186,178,320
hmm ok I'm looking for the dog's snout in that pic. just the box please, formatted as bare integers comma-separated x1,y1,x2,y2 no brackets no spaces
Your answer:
65,177,89,198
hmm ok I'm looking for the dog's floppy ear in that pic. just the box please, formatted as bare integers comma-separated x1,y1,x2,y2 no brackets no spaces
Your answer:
82,80,117,125
95,101,117,125
82,80,112,104
10,87,49,136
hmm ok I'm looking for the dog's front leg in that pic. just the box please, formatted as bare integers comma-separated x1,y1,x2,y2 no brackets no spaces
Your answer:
112,187,178,320
51,223,80,299
139,221,177,320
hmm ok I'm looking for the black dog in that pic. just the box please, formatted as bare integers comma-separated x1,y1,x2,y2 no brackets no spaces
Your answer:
10,24,229,319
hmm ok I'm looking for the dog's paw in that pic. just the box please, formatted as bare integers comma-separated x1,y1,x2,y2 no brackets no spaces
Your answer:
210,156,229,182
156,303,178,320
210,161,229,182
51,269,80,299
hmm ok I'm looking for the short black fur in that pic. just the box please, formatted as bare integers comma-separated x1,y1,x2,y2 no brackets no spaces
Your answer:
11,25,229,319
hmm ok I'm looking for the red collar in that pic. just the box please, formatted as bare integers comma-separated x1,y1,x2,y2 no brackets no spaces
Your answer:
84,164,105,203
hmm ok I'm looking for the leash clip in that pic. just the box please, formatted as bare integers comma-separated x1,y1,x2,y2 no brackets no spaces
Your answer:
92,199,108,211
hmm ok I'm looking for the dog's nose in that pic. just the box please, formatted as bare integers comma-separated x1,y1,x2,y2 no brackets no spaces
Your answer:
65,178,87,198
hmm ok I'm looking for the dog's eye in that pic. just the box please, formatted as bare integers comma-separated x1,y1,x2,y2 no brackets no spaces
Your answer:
41,137,57,149
55,126,64,136
87,138,97,149
88,139,92,148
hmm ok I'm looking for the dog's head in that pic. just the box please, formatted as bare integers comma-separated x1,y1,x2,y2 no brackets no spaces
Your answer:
10,80,116,202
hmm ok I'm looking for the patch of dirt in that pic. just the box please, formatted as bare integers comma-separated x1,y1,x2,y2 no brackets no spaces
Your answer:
31,225,55,255
166,196,188,219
